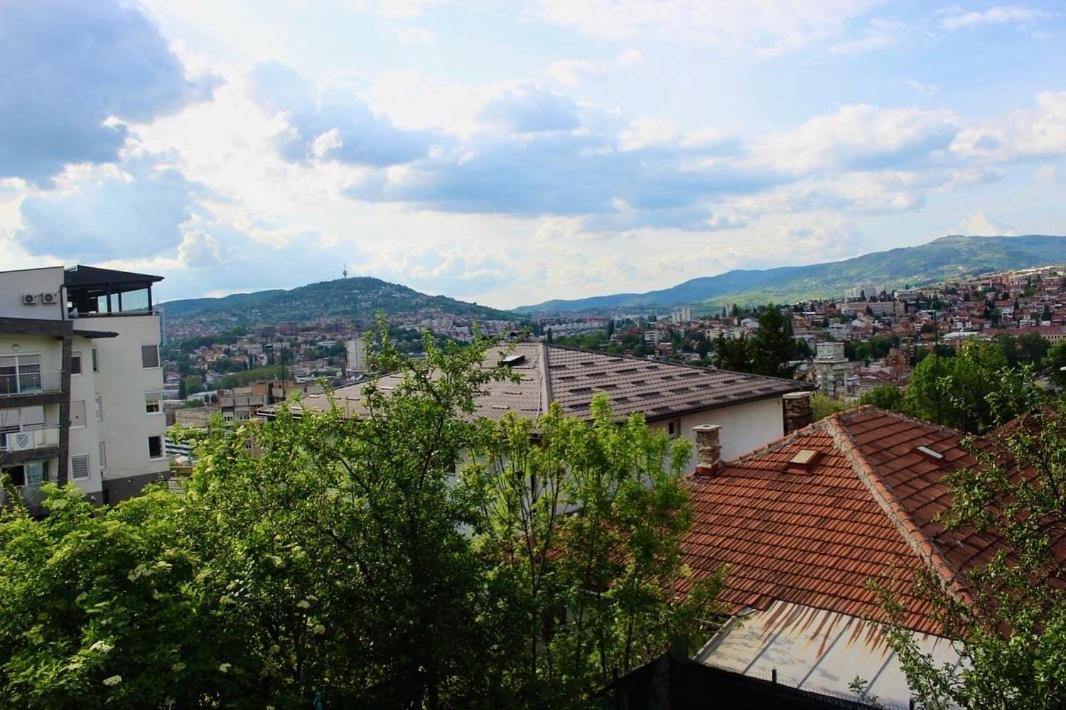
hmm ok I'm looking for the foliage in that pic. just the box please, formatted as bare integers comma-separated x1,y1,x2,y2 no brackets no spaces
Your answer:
464,397,724,704
860,384,904,412
879,401,1066,709
810,393,851,421
1046,340,1066,387
711,306,798,378
904,342,1043,434
0,327,720,707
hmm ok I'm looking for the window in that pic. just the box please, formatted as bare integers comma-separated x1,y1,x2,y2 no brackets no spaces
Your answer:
141,345,160,368
99,441,107,470
91,348,99,372
95,395,103,422
70,351,82,375
24,461,45,485
71,454,90,481
0,354,42,394
667,419,682,439
70,400,86,428
145,391,162,414
148,435,164,459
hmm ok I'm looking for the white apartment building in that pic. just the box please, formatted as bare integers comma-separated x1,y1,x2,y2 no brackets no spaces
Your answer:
0,265,168,508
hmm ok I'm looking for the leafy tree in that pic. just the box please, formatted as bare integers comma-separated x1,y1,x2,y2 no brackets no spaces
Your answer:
860,384,904,411
464,397,724,704
879,401,1066,709
711,333,751,371
810,393,850,421
904,342,1041,434
0,329,723,707
750,306,797,378
1046,340,1066,387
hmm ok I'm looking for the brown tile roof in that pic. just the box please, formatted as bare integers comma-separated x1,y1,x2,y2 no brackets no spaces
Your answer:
269,342,809,423
682,406,1057,635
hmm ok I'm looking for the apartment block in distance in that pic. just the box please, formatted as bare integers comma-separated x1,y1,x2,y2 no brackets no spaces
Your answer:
0,265,168,508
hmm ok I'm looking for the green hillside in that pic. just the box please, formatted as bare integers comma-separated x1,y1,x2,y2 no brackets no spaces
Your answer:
517,235,1066,314
160,276,515,326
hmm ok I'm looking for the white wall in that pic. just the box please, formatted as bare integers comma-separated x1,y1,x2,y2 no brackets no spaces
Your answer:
90,314,168,480
68,335,104,496
0,267,65,320
650,396,784,468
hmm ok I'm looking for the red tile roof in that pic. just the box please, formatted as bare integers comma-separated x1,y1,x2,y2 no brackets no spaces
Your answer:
681,406,1046,635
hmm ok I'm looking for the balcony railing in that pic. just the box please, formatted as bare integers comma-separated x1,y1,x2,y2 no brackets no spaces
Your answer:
0,427,60,453
0,371,62,397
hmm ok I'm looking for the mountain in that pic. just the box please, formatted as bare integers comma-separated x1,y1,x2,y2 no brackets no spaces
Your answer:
517,235,1066,314
160,276,515,328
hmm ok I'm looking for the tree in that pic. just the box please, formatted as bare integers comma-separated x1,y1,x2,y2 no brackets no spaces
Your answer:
0,329,722,707
904,342,1041,434
711,333,751,371
1046,340,1066,387
464,396,724,704
860,384,904,411
879,401,1066,709
749,305,797,378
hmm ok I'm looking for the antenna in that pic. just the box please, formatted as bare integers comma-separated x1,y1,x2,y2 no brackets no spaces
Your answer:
342,263,348,279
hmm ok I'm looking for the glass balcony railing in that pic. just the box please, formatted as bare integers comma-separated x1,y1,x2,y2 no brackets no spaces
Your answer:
0,427,61,453
0,372,62,397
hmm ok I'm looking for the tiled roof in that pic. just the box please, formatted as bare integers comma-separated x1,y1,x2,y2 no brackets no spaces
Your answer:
682,406,1058,635
271,342,808,423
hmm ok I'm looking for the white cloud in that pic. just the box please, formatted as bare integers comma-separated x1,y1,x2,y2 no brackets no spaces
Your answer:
535,0,884,54
754,104,959,174
951,91,1066,161
941,4,1053,31
548,49,642,86
955,212,1015,236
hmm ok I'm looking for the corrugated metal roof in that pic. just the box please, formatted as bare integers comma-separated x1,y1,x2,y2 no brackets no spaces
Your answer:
698,600,962,710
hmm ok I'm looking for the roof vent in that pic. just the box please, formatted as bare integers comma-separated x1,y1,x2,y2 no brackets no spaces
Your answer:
500,354,526,367
786,449,821,473
916,445,944,461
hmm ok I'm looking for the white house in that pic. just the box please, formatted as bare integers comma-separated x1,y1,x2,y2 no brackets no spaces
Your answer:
0,265,169,507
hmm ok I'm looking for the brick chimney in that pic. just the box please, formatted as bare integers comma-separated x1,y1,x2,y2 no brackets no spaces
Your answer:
782,391,813,434
693,424,722,475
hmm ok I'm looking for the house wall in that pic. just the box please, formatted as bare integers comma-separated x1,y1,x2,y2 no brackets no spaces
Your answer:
650,396,784,467
0,267,65,320
67,334,104,499
91,314,169,500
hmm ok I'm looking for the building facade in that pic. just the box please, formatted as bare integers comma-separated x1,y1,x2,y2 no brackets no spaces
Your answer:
0,265,168,507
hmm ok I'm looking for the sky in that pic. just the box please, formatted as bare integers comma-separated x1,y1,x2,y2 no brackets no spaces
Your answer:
1,1,1065,308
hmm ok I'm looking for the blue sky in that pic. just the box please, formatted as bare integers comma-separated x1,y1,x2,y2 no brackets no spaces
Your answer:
1,1,1065,308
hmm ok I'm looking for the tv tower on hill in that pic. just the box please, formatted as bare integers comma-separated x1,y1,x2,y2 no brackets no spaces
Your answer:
342,263,348,279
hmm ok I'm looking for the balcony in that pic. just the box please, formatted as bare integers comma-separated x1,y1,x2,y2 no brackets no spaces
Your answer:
0,427,60,453
0,371,62,397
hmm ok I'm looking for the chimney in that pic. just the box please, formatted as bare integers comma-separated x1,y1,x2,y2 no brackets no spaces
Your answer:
693,424,722,475
782,391,813,434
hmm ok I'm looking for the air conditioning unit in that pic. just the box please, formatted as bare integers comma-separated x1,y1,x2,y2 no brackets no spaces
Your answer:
42,292,56,304
22,294,34,305
9,431,33,451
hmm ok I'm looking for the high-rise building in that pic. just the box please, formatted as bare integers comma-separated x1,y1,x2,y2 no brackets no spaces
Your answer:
345,337,368,374
0,265,168,508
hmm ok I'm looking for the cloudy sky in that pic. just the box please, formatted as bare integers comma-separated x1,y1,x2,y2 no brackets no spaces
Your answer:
2,1,1065,308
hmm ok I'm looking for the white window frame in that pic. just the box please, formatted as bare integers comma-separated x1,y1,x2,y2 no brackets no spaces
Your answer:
145,390,163,415
95,395,103,422
91,347,99,372
98,441,107,470
69,400,87,429
70,453,90,481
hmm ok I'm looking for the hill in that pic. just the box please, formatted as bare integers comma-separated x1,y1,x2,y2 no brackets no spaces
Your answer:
160,276,516,329
517,235,1066,314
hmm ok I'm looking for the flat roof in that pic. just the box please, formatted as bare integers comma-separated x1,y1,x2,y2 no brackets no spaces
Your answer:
64,265,163,287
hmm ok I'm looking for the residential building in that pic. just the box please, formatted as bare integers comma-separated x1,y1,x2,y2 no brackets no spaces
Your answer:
679,407,1048,707
0,265,168,507
268,342,812,465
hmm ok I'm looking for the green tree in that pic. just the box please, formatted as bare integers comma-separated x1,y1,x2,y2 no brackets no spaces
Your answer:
860,384,904,411
879,401,1066,709
1046,340,1066,387
465,396,724,705
749,306,797,378
904,342,1041,434
711,333,751,371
